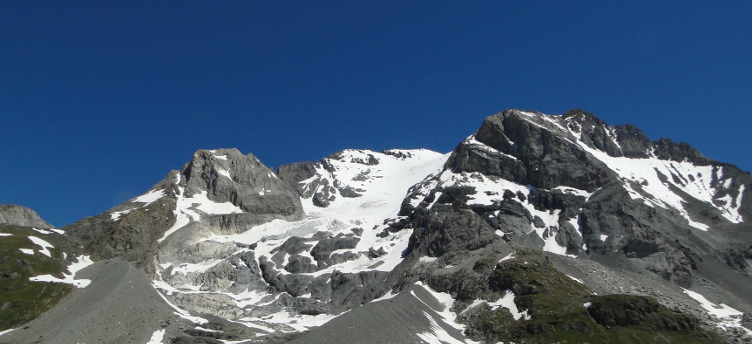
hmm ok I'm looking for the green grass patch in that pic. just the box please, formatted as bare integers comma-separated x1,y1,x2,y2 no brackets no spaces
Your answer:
0,224,73,331
463,248,726,344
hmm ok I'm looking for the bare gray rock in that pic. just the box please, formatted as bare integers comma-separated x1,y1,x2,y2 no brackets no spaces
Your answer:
0,204,53,228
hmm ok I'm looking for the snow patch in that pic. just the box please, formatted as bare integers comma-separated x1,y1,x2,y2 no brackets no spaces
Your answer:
134,189,165,204
218,168,232,181
573,138,733,230
146,329,165,344
682,289,750,334
0,233,11,237
159,185,244,242
372,290,399,302
153,285,209,324
29,255,94,288
419,256,438,263
416,310,468,344
192,191,244,215
488,290,530,320
110,209,134,221
32,228,53,235
498,253,515,262
170,259,224,276
19,248,34,255
413,282,480,344
258,310,338,332
111,189,165,221
28,236,54,257
463,135,518,161
429,169,581,257
230,289,274,308
0,328,16,337
566,275,584,284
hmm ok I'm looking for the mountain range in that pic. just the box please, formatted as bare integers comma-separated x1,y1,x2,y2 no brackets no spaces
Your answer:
1,108,750,343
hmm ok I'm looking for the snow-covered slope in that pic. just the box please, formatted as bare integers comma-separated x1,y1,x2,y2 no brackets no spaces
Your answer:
145,148,450,336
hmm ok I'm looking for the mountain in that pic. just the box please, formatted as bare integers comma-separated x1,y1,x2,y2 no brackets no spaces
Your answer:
0,204,54,229
1,109,750,344
0,208,78,334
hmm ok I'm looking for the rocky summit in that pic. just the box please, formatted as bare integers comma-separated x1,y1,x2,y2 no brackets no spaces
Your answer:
1,109,751,344
0,204,54,229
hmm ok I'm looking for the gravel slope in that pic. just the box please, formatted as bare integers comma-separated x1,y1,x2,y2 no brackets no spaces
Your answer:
0,258,192,344
287,283,468,344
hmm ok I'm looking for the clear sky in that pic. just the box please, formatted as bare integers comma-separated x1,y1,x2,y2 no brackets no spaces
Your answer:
1,1,750,227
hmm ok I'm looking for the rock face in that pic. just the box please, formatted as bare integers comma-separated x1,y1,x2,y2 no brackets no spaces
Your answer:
405,109,751,292
63,148,305,275
0,204,53,228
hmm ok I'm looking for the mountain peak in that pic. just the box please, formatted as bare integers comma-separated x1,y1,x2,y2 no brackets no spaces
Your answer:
0,204,54,228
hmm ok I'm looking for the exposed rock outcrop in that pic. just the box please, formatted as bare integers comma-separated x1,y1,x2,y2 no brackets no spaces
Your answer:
0,204,53,228
63,148,305,276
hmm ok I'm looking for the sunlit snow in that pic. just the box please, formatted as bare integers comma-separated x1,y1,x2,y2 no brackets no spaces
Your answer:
146,329,165,344
32,228,53,235
427,161,585,257
416,310,468,344
413,281,480,344
498,253,515,262
29,255,94,288
217,168,232,180
111,189,165,220
488,290,530,320
566,122,739,230
159,176,244,242
28,236,54,257
134,189,166,204
682,289,751,335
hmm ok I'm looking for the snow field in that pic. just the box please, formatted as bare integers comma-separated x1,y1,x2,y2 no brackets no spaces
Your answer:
562,117,742,230
514,111,745,231
153,149,453,333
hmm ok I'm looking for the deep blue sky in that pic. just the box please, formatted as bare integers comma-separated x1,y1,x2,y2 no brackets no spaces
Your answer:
1,1,750,227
